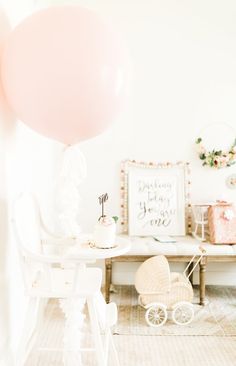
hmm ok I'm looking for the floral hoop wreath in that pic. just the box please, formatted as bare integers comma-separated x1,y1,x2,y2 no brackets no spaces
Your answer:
196,137,236,168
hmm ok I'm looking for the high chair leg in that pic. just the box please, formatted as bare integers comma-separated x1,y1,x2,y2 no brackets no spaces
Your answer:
16,297,42,366
107,329,120,366
87,297,106,366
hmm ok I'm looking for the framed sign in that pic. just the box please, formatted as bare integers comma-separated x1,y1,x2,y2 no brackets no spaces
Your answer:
120,160,191,236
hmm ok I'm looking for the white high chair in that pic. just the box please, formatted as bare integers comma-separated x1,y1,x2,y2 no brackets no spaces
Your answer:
12,193,119,366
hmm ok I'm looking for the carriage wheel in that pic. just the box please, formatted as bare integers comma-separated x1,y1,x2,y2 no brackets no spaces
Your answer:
145,303,167,327
172,301,194,325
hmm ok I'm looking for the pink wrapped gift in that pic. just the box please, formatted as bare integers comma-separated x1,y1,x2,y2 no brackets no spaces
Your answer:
208,202,236,244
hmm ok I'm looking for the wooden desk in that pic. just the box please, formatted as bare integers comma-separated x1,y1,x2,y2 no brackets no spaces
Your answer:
105,235,236,305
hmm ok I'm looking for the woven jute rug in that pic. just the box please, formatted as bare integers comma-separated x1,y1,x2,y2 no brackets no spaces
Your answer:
111,285,236,336
25,286,236,366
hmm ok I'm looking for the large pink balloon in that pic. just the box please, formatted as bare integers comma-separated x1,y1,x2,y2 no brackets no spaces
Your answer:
1,6,129,144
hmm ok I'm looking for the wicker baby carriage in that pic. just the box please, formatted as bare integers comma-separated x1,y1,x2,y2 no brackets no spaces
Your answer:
135,249,206,327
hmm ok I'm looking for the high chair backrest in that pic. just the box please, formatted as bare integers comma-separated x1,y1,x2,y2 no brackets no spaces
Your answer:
12,193,43,255
12,193,95,298
12,193,46,293
135,255,171,294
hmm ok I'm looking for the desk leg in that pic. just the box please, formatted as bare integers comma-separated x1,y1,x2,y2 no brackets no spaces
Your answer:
188,262,194,285
199,261,206,306
105,258,112,303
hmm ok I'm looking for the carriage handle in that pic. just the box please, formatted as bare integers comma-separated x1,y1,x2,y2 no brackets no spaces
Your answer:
183,246,206,280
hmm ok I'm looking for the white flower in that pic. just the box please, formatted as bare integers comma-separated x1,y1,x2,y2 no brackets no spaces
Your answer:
99,216,115,226
196,143,206,154
223,209,234,221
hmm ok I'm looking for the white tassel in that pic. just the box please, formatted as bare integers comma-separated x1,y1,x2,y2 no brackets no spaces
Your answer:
55,145,87,237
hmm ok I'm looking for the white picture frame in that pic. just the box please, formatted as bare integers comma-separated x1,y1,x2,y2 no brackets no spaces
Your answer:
120,160,191,236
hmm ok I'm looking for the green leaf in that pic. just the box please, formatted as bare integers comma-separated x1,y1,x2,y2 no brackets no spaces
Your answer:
112,216,119,223
199,153,206,160
196,137,202,144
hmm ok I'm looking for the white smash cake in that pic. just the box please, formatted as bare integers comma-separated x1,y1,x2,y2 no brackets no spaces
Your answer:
93,216,117,249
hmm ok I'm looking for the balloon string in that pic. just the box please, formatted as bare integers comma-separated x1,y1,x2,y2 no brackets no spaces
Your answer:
63,144,72,153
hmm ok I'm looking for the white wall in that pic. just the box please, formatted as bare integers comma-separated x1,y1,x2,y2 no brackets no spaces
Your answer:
75,0,236,285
